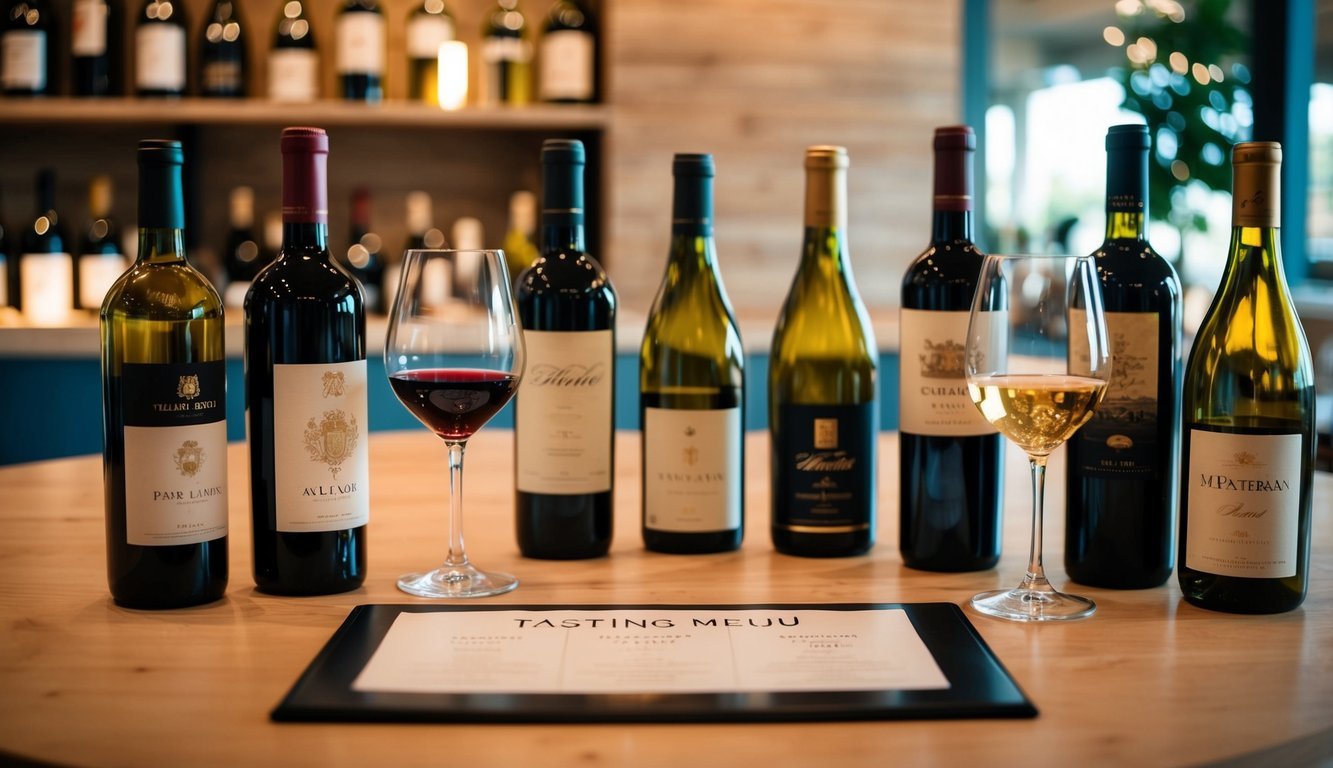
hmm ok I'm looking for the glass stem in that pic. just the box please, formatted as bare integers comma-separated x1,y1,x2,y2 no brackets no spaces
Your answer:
1021,455,1052,591
445,441,470,569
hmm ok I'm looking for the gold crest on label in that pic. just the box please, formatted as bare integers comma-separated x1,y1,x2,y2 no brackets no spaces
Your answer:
920,338,965,379
304,409,359,478
1233,451,1257,466
177,374,200,400
321,371,346,398
173,440,204,477
814,418,839,450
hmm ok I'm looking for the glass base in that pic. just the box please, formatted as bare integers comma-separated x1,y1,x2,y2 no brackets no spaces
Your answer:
971,582,1096,622
398,564,518,599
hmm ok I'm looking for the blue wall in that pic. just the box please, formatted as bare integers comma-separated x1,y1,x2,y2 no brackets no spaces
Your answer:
0,352,902,465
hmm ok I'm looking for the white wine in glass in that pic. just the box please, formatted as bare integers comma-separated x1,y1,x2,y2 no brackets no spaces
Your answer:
964,253,1111,621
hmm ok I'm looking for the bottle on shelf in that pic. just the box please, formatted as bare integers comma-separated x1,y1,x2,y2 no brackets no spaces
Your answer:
0,185,11,308
502,189,538,282
769,146,878,558
537,0,595,104
18,168,73,325
640,153,744,554
100,138,228,610
199,0,246,98
221,185,263,309
77,174,128,312
244,127,370,596
1178,141,1315,614
481,0,532,107
336,0,385,103
72,0,121,97
898,125,1003,572
407,0,454,105
342,186,385,312
2,0,54,96
135,0,187,97
450,214,483,298
268,0,318,103
515,138,616,559
1065,124,1182,589
383,189,445,306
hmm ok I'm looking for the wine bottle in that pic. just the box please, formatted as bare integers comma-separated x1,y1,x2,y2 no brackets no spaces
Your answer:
407,0,454,104
77,175,128,311
72,0,120,96
502,189,538,282
18,168,73,325
268,0,318,103
898,126,1003,572
336,0,384,103
135,0,187,97
383,190,444,304
1064,124,1182,589
2,0,54,96
1178,141,1315,614
1,185,12,308
244,127,370,596
341,186,385,313
640,153,744,553
199,0,246,98
221,185,262,309
537,0,595,104
100,139,228,610
481,0,531,107
769,146,877,557
515,139,616,559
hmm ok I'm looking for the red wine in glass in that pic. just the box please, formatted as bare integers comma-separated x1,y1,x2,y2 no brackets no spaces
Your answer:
389,368,519,441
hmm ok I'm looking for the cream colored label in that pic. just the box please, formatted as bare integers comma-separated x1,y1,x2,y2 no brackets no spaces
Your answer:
20,253,73,326
899,308,998,437
72,0,108,56
1185,430,1301,579
268,49,319,102
644,407,742,532
336,13,385,74
273,360,371,532
407,15,453,58
79,254,128,309
124,420,229,546
538,30,594,101
1,30,45,89
135,25,186,90
516,330,613,494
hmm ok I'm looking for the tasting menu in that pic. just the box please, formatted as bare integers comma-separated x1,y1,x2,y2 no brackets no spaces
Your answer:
273,603,1036,723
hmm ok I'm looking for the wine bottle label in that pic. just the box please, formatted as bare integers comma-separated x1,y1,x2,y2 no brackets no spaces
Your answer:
79,253,128,310
483,36,530,64
136,25,186,91
1070,310,1163,476
899,308,1000,437
538,30,594,101
121,361,229,547
0,265,7,307
72,0,109,57
1185,428,1301,579
269,49,319,102
516,329,613,495
20,252,73,326
407,16,454,59
202,60,244,93
643,406,742,533
336,14,386,75
1,30,46,90
272,360,371,533
772,403,876,532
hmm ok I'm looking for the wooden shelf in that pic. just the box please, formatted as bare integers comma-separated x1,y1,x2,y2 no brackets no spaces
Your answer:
0,97,611,131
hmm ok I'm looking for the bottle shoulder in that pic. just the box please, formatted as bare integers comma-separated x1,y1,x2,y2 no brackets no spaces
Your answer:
516,249,616,300
902,241,985,287
247,252,364,306
102,259,224,321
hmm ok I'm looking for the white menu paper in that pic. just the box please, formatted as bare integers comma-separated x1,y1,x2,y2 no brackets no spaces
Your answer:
351,609,950,695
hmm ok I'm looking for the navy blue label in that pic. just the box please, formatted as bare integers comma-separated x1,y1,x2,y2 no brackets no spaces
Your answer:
122,361,227,428
772,403,876,530
1074,405,1158,477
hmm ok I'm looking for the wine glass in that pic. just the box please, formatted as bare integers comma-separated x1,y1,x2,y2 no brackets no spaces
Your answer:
964,253,1111,621
384,249,525,598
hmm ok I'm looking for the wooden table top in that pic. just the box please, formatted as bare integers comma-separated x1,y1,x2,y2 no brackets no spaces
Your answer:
1,430,1330,768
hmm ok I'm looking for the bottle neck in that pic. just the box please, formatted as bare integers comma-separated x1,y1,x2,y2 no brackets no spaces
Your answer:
540,157,585,253
282,220,329,253
137,228,187,265
1104,145,1148,242
931,210,973,244
803,164,847,268
541,222,585,253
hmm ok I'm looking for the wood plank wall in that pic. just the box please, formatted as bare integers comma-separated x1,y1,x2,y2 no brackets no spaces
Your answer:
605,0,963,314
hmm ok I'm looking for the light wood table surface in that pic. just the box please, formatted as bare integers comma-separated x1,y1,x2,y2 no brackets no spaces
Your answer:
2,431,1330,767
